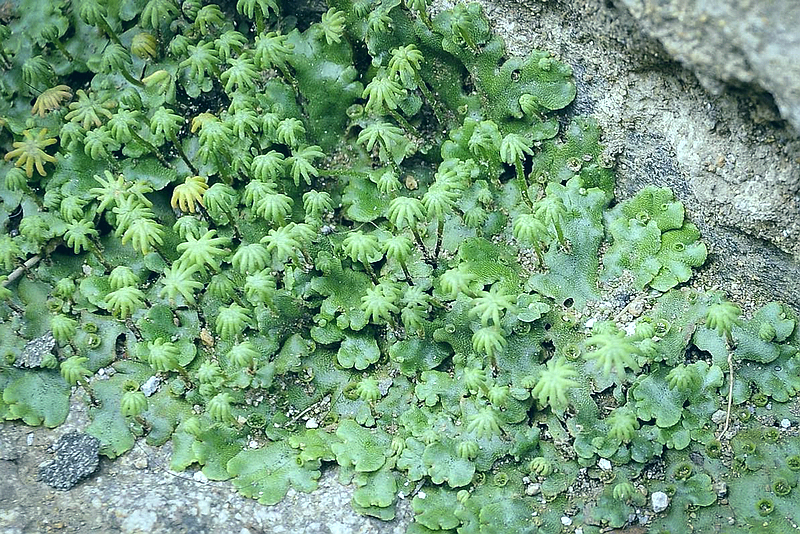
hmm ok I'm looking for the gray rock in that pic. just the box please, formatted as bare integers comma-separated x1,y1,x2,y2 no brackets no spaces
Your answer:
38,431,100,490
13,333,56,369
0,437,21,461
652,491,670,513
617,0,800,134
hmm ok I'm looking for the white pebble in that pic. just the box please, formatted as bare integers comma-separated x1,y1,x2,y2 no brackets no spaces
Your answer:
305,418,319,429
598,458,612,471
622,322,637,336
526,483,541,496
561,516,572,526
141,376,161,397
780,419,791,429
652,491,669,513
193,471,209,483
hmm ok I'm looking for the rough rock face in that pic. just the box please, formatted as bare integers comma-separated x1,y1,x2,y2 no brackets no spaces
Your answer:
438,0,800,307
618,0,800,135
38,432,101,490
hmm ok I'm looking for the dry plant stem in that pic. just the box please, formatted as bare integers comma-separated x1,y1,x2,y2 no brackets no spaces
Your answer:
283,394,331,428
4,254,42,285
719,350,735,439
77,377,99,406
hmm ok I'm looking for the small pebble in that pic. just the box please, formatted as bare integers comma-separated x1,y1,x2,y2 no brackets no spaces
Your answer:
561,516,572,526
133,456,148,469
526,483,541,496
27,433,34,446
193,471,209,483
652,491,669,513
249,440,259,449
598,458,612,471
780,418,791,429
141,376,160,397
305,418,319,429
711,410,726,424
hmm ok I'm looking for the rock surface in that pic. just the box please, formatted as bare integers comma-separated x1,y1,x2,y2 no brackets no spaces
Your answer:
618,0,800,135
38,432,100,490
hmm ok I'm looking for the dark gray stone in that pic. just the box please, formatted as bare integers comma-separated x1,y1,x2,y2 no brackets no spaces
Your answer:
38,431,101,490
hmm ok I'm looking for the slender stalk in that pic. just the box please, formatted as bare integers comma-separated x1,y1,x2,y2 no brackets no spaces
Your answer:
362,261,379,284
255,11,265,35
52,39,73,61
175,365,193,385
718,351,735,439
404,0,432,28
389,109,417,135
97,16,123,46
319,169,371,180
168,132,198,174
409,226,429,259
415,75,447,126
130,131,172,168
552,221,565,247
532,242,545,267
89,241,113,271
77,377,100,406
0,49,11,68
119,69,144,88
515,161,533,209
434,217,444,259
399,259,413,285
278,65,297,88
125,318,144,341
